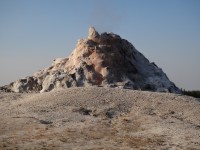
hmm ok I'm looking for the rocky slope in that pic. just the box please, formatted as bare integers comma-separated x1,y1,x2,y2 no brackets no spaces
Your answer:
0,27,180,93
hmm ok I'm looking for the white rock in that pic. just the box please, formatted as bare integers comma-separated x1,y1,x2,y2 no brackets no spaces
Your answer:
1,27,181,93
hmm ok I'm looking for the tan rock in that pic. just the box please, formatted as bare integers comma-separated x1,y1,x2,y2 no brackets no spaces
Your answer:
88,27,100,42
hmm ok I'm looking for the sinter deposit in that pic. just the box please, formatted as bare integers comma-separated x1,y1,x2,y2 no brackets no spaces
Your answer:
0,27,180,93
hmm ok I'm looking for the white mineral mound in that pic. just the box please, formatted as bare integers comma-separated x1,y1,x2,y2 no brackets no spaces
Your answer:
1,27,180,93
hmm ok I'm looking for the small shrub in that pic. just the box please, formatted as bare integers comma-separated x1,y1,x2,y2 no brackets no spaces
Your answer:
181,89,200,98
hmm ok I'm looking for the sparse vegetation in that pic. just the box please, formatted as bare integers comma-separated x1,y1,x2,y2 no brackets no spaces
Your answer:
181,89,200,98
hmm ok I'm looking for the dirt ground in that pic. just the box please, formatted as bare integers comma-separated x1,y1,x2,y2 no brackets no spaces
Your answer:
0,87,200,150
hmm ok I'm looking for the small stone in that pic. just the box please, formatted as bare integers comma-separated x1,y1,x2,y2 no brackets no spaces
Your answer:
39,120,53,124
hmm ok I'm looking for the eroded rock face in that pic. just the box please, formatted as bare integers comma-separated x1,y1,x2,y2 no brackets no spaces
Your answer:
0,27,180,93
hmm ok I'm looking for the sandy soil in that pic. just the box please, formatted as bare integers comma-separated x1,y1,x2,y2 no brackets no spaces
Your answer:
0,87,200,150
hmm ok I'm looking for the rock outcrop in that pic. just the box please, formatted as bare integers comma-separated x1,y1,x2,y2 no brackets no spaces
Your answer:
0,27,180,93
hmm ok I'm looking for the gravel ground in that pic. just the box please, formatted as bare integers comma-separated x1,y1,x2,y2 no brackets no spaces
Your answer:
0,87,200,150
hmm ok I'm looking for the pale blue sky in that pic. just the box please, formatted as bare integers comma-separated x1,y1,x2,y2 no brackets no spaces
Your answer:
0,0,200,90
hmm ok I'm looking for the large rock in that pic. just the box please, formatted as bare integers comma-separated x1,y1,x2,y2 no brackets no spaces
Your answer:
88,27,100,43
0,27,180,93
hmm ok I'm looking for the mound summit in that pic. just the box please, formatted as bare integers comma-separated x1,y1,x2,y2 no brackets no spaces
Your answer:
1,27,180,93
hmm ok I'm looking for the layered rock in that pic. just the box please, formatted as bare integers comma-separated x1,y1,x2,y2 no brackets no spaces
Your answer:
0,27,180,93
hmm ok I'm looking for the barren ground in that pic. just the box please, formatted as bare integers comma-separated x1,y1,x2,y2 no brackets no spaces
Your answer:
0,87,200,150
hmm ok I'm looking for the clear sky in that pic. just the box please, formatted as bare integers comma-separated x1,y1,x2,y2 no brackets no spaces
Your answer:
0,0,200,90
